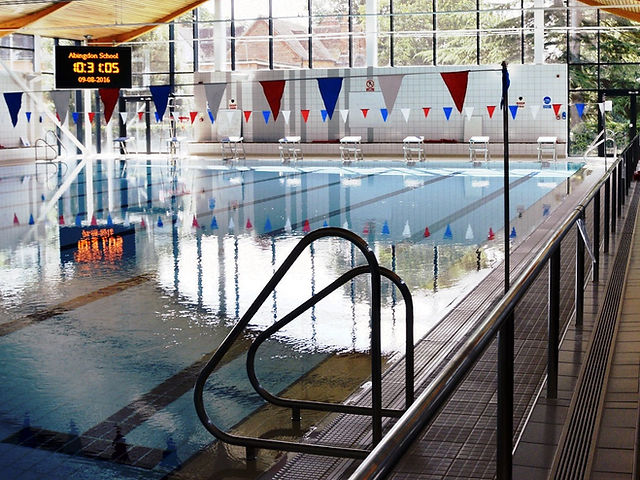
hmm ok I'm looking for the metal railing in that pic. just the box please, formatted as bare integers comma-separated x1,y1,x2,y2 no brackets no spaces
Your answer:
35,130,68,183
349,134,640,480
194,227,415,460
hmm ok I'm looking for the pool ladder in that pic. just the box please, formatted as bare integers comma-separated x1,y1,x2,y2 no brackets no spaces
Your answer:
35,130,67,182
194,227,415,460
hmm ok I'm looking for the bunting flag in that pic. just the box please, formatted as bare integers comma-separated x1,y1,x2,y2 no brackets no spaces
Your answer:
316,77,343,120
321,110,328,122
501,66,510,110
465,224,474,240
155,111,160,122
530,105,540,119
26,111,31,123
402,221,411,238
422,107,431,118
262,110,271,123
382,220,390,235
282,110,290,124
340,109,349,123
72,112,79,124
443,107,453,120
284,218,292,233
99,88,120,124
377,74,404,113
259,80,286,121
208,110,214,123
424,226,430,238
190,111,198,124
575,103,585,119
486,105,496,118
150,85,171,121
3,92,22,127
138,111,144,121
361,108,369,118
303,219,311,233
443,224,453,239
464,106,474,120
599,102,605,115
88,112,96,123
51,90,70,123
120,112,127,124
401,108,411,122
243,111,252,122
301,109,310,123
264,217,272,233
210,216,218,230
509,105,518,119
440,70,469,113
380,108,389,121
552,103,562,116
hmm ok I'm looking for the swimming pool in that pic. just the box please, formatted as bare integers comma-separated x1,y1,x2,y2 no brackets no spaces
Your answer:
0,155,583,478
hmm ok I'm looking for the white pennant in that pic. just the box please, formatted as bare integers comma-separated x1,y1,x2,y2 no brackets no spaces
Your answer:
530,105,540,120
282,110,290,124
465,224,474,240
402,221,411,238
120,112,128,124
599,102,605,115
284,217,292,233
464,107,475,121
401,108,411,123
342,221,349,229
228,217,235,231
340,109,349,123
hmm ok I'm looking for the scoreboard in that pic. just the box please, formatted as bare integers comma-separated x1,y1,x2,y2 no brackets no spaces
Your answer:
55,45,132,89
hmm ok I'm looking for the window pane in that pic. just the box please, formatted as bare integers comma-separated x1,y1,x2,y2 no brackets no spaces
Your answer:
436,0,477,65
480,0,521,64
600,12,640,64
274,1,309,69
197,2,231,71
312,1,350,68
568,90,598,155
175,13,194,73
393,1,434,67
568,1,597,63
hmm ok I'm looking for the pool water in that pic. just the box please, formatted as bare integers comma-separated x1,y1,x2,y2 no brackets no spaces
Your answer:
0,156,582,479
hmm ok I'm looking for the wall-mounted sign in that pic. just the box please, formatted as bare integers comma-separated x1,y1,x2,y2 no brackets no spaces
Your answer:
55,45,132,89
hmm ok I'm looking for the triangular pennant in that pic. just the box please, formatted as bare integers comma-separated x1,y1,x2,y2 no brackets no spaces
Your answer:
259,80,286,121
72,112,79,124
90,215,97,226
322,220,328,227
150,85,171,121
443,224,453,239
599,102,605,115
13,213,19,225
303,219,311,233
486,105,496,118
510,227,517,238
59,214,65,225
140,217,147,229
443,107,453,120
361,108,369,118
377,74,404,113
243,110,252,122
530,105,540,119
301,109,310,122
464,106,474,120
552,104,562,116
210,216,218,230
342,221,349,229
28,214,34,225
204,83,226,119
509,105,518,119
440,70,469,113
157,216,164,228
208,110,215,123
51,90,70,123
402,221,411,238
282,110,290,124
316,77,343,120
424,226,430,238
155,111,160,122
284,218,292,233
401,108,411,122
192,215,200,228
575,103,585,119
107,214,113,226
26,111,32,123
138,111,144,121
229,218,235,231
264,217,272,233
488,228,495,240
120,112,128,124
190,111,198,124
380,108,389,121
99,88,120,124
465,224,474,240
422,107,431,118
3,92,22,127
340,109,349,123
246,218,252,229
382,220,390,235
321,110,328,122
262,110,271,123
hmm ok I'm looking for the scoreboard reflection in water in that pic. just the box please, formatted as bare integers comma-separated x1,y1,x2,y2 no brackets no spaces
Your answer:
55,45,132,89
59,225,135,264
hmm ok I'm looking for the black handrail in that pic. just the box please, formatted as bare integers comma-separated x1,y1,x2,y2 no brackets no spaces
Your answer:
348,136,640,480
194,227,414,460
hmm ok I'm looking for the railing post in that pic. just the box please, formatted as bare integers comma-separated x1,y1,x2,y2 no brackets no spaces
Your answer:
593,190,600,283
611,166,617,233
618,161,624,214
548,246,561,399
604,176,610,253
497,313,514,480
576,214,585,327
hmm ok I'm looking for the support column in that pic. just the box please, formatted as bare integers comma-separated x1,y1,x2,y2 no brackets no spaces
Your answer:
534,0,545,64
366,0,378,67
214,0,227,71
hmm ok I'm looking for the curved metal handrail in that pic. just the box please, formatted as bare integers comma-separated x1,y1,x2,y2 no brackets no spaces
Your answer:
246,265,414,417
194,227,413,459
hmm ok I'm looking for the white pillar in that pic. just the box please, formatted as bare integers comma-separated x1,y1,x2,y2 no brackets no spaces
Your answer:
534,0,545,64
366,0,378,67
214,0,227,71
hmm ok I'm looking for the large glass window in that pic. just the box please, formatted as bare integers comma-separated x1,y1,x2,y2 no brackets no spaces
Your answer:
312,0,350,68
480,0,522,64
273,1,309,69
0,33,34,72
393,0,435,66
436,0,478,65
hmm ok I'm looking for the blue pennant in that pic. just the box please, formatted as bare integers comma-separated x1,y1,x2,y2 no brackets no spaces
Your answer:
26,112,32,123
28,214,34,225
210,216,218,230
107,214,113,226
323,220,328,227
380,108,389,122
509,105,518,120
321,110,328,122
382,220,390,235
208,110,214,123
510,226,517,238
262,110,271,124
75,214,82,226
316,77,343,120
443,224,452,239
72,112,79,124
443,107,453,120
157,216,163,227
264,217,272,233
575,103,585,119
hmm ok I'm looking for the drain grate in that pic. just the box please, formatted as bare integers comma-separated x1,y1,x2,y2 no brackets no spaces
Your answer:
552,184,640,479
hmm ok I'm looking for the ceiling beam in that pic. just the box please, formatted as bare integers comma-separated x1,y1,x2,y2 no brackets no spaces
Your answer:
89,0,210,45
576,0,640,23
0,2,72,38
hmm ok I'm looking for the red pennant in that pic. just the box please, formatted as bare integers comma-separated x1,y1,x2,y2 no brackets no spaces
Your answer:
422,107,431,118
363,223,369,234
488,227,495,240
361,109,369,118
301,110,310,123
87,112,95,124
487,105,496,118
552,104,562,116
90,215,97,226
190,111,198,124
140,218,147,229
56,113,60,122
242,111,251,122
424,226,430,238
138,111,144,121
99,88,120,124
59,214,65,225
259,80,286,121
13,213,19,225
192,215,200,228
246,218,252,229
303,219,310,233
440,71,470,113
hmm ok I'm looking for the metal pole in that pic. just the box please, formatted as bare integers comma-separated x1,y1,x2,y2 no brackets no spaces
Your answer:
604,176,610,253
593,190,600,283
548,247,561,399
611,165,617,232
576,215,585,327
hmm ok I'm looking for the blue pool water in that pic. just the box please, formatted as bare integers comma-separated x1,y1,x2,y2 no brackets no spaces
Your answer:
0,156,583,478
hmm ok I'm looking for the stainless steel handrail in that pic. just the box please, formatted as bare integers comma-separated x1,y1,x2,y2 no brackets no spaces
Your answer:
349,135,639,480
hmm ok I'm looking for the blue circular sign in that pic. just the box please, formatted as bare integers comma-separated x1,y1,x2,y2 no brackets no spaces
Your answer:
543,96,551,105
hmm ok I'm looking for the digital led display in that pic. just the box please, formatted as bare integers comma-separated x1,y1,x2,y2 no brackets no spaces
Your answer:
60,224,135,264
55,45,132,89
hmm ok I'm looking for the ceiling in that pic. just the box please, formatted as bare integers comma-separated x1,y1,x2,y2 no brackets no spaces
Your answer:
0,0,639,45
